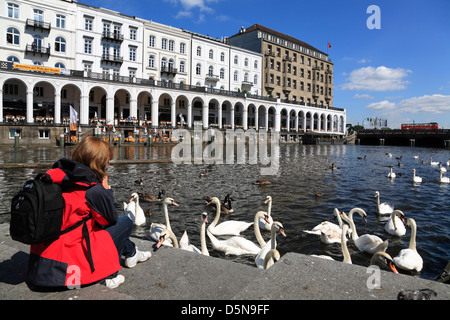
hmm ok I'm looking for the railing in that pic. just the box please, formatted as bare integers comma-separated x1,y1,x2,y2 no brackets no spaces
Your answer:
26,19,51,31
101,54,123,63
25,44,50,56
161,66,178,74
102,31,124,42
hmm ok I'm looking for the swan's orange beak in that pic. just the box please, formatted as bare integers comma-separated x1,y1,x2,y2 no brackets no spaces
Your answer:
280,227,286,237
264,198,269,204
129,196,135,202
156,235,166,249
172,200,179,206
264,215,270,224
206,201,212,206
388,261,399,274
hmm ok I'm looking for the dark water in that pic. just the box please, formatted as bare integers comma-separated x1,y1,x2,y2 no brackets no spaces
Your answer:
1,144,449,282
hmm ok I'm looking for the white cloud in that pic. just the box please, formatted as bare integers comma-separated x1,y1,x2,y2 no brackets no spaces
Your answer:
353,93,374,99
366,95,450,114
167,0,217,20
342,66,412,91
357,59,371,64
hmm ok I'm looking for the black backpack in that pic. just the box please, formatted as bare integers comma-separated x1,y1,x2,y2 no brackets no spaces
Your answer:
10,173,65,245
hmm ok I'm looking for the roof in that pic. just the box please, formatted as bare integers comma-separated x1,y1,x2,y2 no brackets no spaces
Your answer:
229,24,327,56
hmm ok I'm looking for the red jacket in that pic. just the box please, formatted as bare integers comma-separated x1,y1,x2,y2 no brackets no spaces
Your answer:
28,158,121,287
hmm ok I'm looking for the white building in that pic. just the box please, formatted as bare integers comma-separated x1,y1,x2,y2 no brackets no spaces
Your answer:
75,2,144,80
0,0,77,70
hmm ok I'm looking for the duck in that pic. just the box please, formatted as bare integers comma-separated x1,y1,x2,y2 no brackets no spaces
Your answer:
206,211,268,256
395,155,403,160
375,191,394,215
397,161,403,167
421,159,428,164
386,153,392,158
222,194,234,214
439,162,447,173
357,155,367,160
204,196,233,215
342,208,389,255
134,177,143,186
387,165,396,179
255,221,286,269
259,195,274,231
255,179,271,185
124,192,146,226
199,169,208,177
412,169,422,183
179,212,209,256
330,163,338,170
207,196,253,236
149,197,179,246
139,189,165,202
370,252,399,273
393,218,423,272
384,210,406,237
439,168,450,183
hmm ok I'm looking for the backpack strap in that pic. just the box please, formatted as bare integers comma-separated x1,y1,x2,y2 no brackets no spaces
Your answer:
61,213,95,273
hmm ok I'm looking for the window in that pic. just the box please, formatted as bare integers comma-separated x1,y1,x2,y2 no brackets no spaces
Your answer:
3,83,19,95
56,14,65,28
84,38,92,54
208,66,214,77
234,71,238,81
85,17,93,31
179,61,185,73
34,86,44,97
169,40,174,51
180,42,186,53
103,22,110,35
220,68,225,79
161,38,167,50
234,55,238,65
7,56,19,63
148,55,155,68
6,27,20,45
33,9,43,22
196,63,201,75
9,129,21,139
244,72,249,82
8,3,19,19
161,57,167,68
149,35,155,47
39,129,50,139
83,62,92,73
220,52,225,62
244,58,249,67
254,75,258,85
209,49,214,59
254,60,258,69
130,28,137,40
129,69,136,78
197,46,201,57
55,62,65,69
55,37,66,53
168,58,174,70
129,47,136,61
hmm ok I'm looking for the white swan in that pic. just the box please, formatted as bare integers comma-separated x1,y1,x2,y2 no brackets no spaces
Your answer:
149,197,179,246
312,224,352,263
304,208,349,244
342,208,389,254
207,196,253,236
179,212,209,256
259,195,274,231
439,168,450,183
206,211,267,256
387,166,396,179
370,252,399,273
413,154,419,160
430,157,439,166
255,221,286,269
412,169,422,183
155,228,179,249
375,191,394,215
439,162,447,173
384,210,406,236
124,193,146,226
393,218,423,272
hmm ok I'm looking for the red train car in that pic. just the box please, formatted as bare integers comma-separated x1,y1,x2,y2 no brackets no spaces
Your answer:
401,122,438,130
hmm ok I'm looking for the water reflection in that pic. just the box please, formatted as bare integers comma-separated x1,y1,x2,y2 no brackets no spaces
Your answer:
0,144,449,282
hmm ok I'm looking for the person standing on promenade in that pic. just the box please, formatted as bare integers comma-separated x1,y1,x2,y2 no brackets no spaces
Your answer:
27,136,151,289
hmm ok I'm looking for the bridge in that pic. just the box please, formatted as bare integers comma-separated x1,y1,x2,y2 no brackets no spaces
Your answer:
356,129,450,148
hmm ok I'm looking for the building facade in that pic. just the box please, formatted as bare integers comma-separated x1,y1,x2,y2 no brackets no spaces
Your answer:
0,0,345,146
228,24,334,108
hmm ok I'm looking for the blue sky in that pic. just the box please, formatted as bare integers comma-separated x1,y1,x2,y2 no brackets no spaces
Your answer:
80,0,450,129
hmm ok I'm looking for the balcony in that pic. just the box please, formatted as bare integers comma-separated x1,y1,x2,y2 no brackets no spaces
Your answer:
25,44,50,57
26,19,51,32
102,31,124,42
101,54,123,64
161,66,178,75
205,74,220,82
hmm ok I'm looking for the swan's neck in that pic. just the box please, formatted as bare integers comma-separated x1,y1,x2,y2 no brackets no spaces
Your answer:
408,220,417,251
336,211,344,228
163,203,172,231
341,233,351,264
263,250,276,269
267,199,272,217
200,221,208,255
376,195,381,210
254,213,266,248
209,200,221,229
168,230,178,248
270,226,277,250
343,214,359,240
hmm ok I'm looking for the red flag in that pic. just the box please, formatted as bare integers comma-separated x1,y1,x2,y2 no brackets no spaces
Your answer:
328,42,332,49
